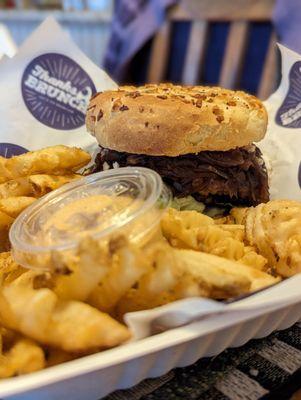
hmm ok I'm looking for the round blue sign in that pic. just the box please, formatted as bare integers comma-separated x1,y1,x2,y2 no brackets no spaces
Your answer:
0,143,28,158
276,61,301,128
21,53,96,131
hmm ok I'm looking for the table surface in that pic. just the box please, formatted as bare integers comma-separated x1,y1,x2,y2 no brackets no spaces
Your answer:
106,322,301,400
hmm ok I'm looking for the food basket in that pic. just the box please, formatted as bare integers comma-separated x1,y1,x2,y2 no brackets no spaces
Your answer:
0,297,300,400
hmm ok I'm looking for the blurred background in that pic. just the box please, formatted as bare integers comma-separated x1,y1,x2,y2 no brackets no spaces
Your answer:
0,0,300,99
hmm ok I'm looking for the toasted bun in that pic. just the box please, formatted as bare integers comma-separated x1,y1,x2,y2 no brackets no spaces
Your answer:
86,84,268,156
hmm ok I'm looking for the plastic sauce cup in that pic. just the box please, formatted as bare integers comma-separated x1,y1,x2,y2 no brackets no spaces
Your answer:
10,167,171,270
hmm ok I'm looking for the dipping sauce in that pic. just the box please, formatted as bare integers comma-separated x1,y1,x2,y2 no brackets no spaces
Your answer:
10,167,171,270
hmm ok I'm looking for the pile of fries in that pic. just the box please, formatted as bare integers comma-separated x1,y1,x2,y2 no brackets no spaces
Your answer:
0,145,91,251
0,146,300,378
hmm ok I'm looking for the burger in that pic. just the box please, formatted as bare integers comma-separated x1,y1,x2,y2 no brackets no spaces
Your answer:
86,83,269,210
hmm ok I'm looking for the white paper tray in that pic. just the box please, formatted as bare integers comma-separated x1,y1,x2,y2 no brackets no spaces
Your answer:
1,298,300,400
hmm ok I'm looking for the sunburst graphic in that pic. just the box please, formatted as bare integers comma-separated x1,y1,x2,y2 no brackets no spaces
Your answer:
0,143,28,158
21,53,96,131
276,61,301,128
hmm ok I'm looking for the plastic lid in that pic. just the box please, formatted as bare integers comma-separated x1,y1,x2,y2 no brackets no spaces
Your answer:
10,167,171,268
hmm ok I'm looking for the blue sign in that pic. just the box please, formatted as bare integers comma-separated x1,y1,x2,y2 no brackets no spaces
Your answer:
276,61,301,128
22,53,96,130
0,143,28,158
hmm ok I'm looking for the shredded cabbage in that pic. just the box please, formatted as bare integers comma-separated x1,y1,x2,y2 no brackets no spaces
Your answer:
204,206,227,218
170,196,231,217
170,196,205,213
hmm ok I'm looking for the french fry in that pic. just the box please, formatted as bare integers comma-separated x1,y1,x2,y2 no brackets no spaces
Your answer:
49,301,130,351
116,242,214,319
0,270,131,352
0,146,90,183
0,212,14,252
0,197,35,218
89,236,151,312
161,208,214,249
162,207,268,271
239,247,268,271
116,243,193,316
216,224,245,241
0,338,45,378
0,178,32,198
0,252,25,285
29,174,80,197
214,215,235,225
135,244,178,298
52,237,110,302
172,249,251,299
0,158,13,183
230,207,249,225
0,197,35,251
0,174,80,199
173,249,279,295
234,200,301,277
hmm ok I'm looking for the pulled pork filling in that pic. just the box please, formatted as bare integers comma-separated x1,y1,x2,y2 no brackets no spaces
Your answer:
92,145,269,206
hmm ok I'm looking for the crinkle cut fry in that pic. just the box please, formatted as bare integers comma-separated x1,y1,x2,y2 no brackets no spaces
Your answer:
0,338,45,378
0,174,80,199
232,200,301,277
0,145,91,183
161,208,268,270
0,270,130,352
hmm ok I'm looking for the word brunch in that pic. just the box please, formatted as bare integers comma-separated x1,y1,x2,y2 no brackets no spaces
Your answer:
24,64,92,113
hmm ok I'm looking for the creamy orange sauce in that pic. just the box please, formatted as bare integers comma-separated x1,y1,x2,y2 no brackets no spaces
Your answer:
43,195,132,244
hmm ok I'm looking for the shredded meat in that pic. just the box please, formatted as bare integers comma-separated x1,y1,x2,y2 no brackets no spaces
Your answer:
92,145,269,206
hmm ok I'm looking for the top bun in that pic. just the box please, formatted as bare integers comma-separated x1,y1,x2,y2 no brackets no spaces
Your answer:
86,83,268,156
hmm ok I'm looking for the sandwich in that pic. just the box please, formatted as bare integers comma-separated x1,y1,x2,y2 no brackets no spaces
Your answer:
86,83,269,209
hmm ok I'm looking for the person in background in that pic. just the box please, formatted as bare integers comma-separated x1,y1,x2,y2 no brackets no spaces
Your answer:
273,0,301,54
103,0,177,82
